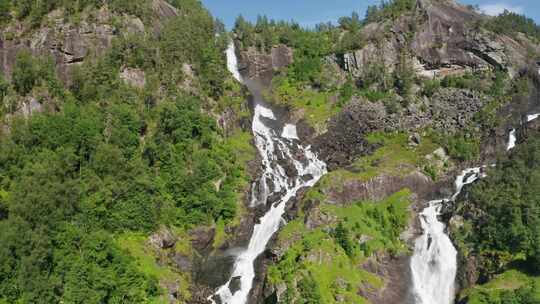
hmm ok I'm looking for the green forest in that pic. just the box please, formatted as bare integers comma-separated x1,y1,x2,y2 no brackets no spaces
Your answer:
453,134,540,303
0,0,251,303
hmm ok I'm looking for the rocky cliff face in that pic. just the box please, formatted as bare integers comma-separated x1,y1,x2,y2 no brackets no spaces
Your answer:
314,86,488,169
340,0,539,79
0,0,177,83
238,44,294,79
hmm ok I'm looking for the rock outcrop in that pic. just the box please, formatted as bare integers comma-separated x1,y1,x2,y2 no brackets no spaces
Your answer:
238,44,293,79
314,87,487,168
313,99,385,169
0,0,178,83
339,0,539,79
324,170,433,205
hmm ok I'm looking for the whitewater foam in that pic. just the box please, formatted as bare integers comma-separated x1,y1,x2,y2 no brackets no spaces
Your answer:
211,39,327,304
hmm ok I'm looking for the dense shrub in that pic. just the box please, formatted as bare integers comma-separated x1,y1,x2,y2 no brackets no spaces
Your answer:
12,51,39,95
441,133,480,161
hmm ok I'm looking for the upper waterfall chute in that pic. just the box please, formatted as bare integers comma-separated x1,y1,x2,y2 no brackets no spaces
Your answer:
226,42,242,82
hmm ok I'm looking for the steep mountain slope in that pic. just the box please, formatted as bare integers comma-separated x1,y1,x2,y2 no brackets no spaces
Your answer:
1,0,540,303
0,1,255,303
230,0,540,303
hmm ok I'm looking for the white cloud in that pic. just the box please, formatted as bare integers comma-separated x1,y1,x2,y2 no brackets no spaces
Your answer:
479,3,524,16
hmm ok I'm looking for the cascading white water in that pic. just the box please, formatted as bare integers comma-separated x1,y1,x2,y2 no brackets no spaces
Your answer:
210,42,327,304
281,124,299,140
411,112,540,303
410,200,456,304
504,112,540,151
507,129,517,151
527,113,540,122
410,167,483,304
226,42,242,82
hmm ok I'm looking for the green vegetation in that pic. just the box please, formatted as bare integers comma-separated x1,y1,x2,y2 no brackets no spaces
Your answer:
438,70,508,97
434,132,480,162
11,50,64,98
485,10,540,42
269,75,338,131
308,131,442,197
323,190,412,256
232,2,421,130
0,1,252,303
359,132,438,179
117,232,191,303
232,12,364,128
462,270,540,304
364,0,416,23
0,0,152,26
267,190,412,303
452,135,540,304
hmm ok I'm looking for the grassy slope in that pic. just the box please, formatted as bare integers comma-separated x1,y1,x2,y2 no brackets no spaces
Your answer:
461,269,540,303
314,131,440,196
268,188,412,303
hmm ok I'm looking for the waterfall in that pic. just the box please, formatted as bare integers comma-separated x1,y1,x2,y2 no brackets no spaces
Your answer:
410,167,483,304
411,112,540,303
410,117,529,303
210,42,327,304
226,41,242,82
281,124,299,140
507,129,517,151
527,113,540,122
410,200,457,304
505,112,540,151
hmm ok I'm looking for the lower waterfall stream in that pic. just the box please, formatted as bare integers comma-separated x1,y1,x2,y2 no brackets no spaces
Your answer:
410,167,484,304
411,113,540,304
210,42,327,304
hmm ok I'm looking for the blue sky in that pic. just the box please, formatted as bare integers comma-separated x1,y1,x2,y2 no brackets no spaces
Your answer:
200,0,540,29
